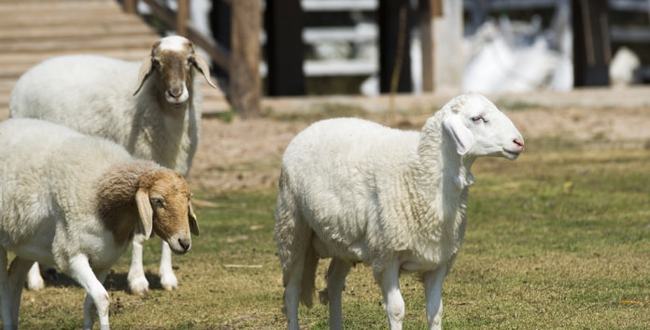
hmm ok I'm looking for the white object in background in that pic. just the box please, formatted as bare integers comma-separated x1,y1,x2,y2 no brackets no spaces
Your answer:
610,47,641,87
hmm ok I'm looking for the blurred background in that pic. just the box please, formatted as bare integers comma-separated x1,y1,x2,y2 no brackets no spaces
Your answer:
3,2,650,328
2,0,650,117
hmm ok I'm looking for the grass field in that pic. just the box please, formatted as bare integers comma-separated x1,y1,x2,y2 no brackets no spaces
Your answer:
17,139,650,329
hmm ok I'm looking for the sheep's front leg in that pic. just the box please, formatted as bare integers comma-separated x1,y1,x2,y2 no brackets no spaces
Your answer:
25,263,45,291
326,258,351,330
82,269,109,330
423,265,447,330
159,241,178,291
376,259,405,330
127,234,149,295
68,255,110,330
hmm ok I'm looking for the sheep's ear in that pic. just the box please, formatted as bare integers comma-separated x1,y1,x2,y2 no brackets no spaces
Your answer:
188,202,199,236
191,54,219,89
134,57,154,96
135,188,153,239
443,115,475,155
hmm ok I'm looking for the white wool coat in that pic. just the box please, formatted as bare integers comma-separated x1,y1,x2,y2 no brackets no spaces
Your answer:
0,119,153,273
276,110,470,273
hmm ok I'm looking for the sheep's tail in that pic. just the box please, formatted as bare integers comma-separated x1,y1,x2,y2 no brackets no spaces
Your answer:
300,240,318,307
275,168,318,308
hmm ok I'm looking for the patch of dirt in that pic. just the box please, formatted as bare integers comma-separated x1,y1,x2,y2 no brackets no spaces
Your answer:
190,118,307,193
189,106,650,193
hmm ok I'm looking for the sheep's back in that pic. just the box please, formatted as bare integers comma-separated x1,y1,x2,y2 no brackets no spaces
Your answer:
0,119,131,245
10,55,138,146
281,118,420,261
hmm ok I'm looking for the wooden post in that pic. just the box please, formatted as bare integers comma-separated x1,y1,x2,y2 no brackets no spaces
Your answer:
124,0,137,13
209,0,231,81
573,0,610,86
419,0,434,92
230,0,261,118
378,0,413,93
264,0,306,96
177,0,189,36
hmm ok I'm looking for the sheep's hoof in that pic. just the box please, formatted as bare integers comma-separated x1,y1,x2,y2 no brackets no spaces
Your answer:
318,288,329,305
26,268,45,291
160,273,178,291
128,276,149,296
26,272,45,291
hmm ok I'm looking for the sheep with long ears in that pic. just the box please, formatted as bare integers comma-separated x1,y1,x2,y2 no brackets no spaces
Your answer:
0,118,199,330
10,36,217,295
275,94,524,330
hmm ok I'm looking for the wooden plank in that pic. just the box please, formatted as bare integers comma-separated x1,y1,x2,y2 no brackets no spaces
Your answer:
0,24,152,40
0,1,117,12
419,0,434,92
0,13,142,28
123,0,137,13
301,0,377,11
230,0,262,117
0,49,148,65
1,35,158,54
302,26,377,44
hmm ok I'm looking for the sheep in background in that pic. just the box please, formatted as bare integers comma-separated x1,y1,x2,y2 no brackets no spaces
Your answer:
275,94,524,330
0,118,199,330
10,36,217,295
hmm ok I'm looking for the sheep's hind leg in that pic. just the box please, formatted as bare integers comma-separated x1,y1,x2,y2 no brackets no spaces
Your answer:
0,247,13,329
159,241,178,291
423,265,446,330
127,234,149,295
376,259,405,330
325,258,351,330
283,248,307,330
7,257,34,325
68,255,110,330
25,263,45,291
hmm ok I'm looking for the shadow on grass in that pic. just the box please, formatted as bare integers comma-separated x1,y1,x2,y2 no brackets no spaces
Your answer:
36,268,164,293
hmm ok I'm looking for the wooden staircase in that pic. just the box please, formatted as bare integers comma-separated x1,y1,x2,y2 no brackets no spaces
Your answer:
0,0,228,119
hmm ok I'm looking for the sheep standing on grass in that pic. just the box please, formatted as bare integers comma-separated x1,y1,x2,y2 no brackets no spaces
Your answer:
275,94,524,330
10,36,217,294
0,118,199,330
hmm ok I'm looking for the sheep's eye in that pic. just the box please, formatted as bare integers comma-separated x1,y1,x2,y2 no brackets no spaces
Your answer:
471,115,487,123
150,197,165,208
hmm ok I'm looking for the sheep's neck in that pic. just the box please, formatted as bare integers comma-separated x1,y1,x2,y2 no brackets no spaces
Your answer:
138,73,195,170
411,116,474,258
96,161,159,244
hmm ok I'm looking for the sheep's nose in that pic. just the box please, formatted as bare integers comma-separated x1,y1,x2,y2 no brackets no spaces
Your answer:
178,238,191,252
167,88,182,98
513,138,525,150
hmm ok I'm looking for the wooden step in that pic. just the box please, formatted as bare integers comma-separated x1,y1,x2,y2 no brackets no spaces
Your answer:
0,1,119,12
0,13,143,28
0,49,149,65
0,24,153,41
2,35,158,54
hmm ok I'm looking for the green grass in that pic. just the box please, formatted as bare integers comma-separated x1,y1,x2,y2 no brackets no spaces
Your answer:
16,142,650,329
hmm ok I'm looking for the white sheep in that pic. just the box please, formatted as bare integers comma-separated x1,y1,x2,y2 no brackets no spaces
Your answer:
0,118,199,330
275,94,524,330
9,36,216,295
